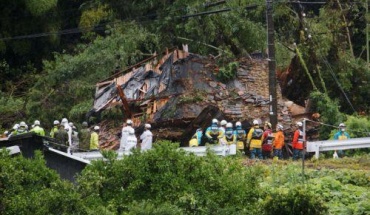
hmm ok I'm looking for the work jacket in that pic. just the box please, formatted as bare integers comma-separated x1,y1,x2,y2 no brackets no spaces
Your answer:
273,130,285,149
247,126,264,149
31,125,45,136
292,129,304,149
90,131,99,150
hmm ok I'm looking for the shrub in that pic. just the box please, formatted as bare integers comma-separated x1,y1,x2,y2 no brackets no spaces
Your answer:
263,185,328,215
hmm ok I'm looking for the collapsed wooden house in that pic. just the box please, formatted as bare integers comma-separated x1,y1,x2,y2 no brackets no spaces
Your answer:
91,47,301,146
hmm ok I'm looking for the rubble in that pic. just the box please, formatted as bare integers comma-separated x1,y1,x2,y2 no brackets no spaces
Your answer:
90,48,315,147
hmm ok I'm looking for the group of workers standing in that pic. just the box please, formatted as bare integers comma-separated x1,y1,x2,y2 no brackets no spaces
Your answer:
118,119,153,152
4,118,100,152
3,118,153,153
190,118,351,160
191,118,286,160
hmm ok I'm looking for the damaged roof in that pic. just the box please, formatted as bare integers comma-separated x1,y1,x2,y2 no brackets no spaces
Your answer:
92,47,303,146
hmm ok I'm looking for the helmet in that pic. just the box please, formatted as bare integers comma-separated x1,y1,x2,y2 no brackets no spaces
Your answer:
61,118,68,124
296,122,303,127
277,124,283,130
68,122,73,127
220,120,227,126
34,120,40,125
212,118,218,124
253,120,259,125
20,121,27,127
53,120,60,125
226,122,233,128
13,124,19,130
126,119,133,125
4,131,9,135
145,123,151,129
339,123,346,127
82,121,88,127
235,121,242,127
265,121,272,128
94,126,100,130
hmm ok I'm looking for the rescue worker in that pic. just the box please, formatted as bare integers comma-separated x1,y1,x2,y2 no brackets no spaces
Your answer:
292,121,304,160
61,118,72,147
220,120,227,133
78,122,90,151
333,123,350,158
90,126,100,151
71,125,79,152
140,123,153,151
120,120,135,151
273,124,285,159
262,121,274,159
218,120,227,145
247,119,264,159
234,121,246,152
50,120,59,138
224,123,235,145
8,124,19,137
205,119,223,144
30,120,45,136
189,128,202,147
54,124,69,150
16,121,28,134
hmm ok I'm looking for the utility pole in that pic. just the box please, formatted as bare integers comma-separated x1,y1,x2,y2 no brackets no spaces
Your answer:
367,0,369,67
266,0,278,129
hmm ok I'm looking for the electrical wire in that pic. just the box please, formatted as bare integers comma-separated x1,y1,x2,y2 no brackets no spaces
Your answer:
305,118,370,135
0,1,367,41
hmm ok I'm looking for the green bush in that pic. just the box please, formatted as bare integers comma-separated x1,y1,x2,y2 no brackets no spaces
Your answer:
77,141,262,214
0,150,85,215
216,62,239,83
263,185,328,215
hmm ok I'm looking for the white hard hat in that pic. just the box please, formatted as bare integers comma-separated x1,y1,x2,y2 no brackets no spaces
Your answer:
34,120,40,125
212,118,218,124
220,120,227,126
68,122,73,127
339,123,346,127
296,122,303,127
226,122,233,128
145,123,151,129
20,121,27,127
4,131,9,135
94,126,100,130
61,118,68,124
126,119,133,125
253,120,259,125
277,124,283,130
13,124,19,130
235,121,242,127
54,120,60,125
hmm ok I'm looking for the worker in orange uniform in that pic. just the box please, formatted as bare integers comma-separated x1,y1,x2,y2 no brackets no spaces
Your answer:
273,124,285,159
292,121,304,160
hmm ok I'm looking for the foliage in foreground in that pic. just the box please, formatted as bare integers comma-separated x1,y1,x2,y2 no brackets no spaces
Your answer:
2,142,370,214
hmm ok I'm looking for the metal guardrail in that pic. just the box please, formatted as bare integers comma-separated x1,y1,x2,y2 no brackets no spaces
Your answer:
306,137,370,159
180,144,237,156
6,146,21,155
45,144,237,165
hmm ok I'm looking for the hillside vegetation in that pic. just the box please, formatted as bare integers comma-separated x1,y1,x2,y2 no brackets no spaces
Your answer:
0,0,370,137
